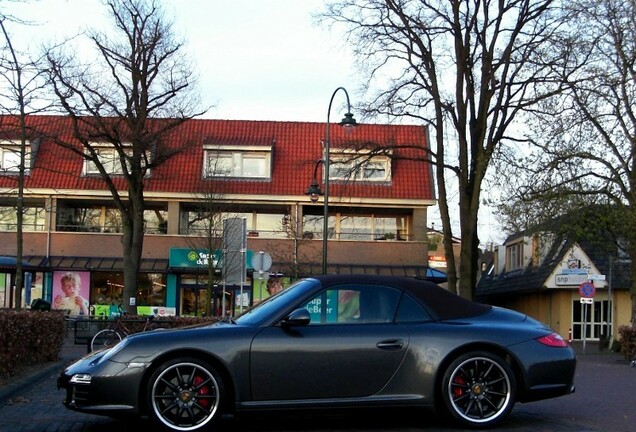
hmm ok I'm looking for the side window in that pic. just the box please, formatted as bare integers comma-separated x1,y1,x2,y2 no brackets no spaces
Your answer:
395,294,434,323
302,285,400,325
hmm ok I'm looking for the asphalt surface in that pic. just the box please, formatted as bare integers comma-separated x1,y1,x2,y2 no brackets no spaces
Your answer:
0,339,634,432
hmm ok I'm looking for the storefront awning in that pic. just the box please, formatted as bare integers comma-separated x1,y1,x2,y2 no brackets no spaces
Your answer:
0,256,40,270
0,256,169,272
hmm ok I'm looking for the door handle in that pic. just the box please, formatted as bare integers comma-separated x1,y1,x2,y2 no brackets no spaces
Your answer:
376,339,405,351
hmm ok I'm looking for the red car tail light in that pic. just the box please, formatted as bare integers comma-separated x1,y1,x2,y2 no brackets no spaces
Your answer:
536,332,569,347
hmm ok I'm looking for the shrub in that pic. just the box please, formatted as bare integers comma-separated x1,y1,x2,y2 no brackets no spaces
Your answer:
617,325,636,360
0,310,66,379
118,314,219,334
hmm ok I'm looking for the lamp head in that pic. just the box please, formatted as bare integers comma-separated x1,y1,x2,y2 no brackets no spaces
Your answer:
340,112,357,128
305,180,324,203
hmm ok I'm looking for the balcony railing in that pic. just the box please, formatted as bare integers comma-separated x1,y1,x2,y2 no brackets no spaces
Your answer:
56,224,167,234
0,223,46,232
181,227,412,241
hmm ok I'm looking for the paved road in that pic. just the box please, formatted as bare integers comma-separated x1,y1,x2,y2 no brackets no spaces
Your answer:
0,343,634,432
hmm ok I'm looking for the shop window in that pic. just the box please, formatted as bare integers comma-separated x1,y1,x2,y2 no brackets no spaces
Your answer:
90,272,166,312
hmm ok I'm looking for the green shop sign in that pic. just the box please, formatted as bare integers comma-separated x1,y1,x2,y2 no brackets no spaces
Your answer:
169,248,254,270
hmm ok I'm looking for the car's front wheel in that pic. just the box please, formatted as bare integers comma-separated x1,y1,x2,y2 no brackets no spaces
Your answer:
148,357,223,432
441,351,516,428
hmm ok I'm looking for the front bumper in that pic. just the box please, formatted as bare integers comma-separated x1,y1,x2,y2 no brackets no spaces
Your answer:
58,352,148,415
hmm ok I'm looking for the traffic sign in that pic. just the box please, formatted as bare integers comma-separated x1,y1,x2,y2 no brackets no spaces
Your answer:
578,281,596,298
251,251,272,272
580,297,593,304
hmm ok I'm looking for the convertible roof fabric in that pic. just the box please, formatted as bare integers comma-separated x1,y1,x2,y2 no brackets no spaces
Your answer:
316,274,492,321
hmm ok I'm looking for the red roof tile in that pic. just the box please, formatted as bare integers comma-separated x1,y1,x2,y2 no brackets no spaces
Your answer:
0,115,434,201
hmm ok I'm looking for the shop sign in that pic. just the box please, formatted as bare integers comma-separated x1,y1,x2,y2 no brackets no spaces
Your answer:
169,248,254,270
169,248,222,268
555,273,589,286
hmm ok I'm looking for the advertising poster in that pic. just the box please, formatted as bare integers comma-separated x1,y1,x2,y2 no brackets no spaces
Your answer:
137,306,176,317
52,271,91,316
0,273,5,307
89,304,121,318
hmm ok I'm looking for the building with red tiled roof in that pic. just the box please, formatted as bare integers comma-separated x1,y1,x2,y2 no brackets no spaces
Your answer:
0,115,437,316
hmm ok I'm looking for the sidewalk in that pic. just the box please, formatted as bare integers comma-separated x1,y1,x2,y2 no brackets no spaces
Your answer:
0,335,86,403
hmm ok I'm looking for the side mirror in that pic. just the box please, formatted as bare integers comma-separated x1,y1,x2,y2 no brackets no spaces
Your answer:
281,308,311,327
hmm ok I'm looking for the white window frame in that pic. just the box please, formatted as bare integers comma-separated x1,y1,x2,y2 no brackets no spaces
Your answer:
0,141,31,174
203,144,272,179
329,151,391,182
83,143,149,176
506,242,523,271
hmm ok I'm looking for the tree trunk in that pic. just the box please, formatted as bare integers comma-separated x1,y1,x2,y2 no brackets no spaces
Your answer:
120,192,145,314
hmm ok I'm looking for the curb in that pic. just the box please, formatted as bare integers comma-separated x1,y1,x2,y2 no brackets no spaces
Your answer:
0,358,67,403
0,338,87,405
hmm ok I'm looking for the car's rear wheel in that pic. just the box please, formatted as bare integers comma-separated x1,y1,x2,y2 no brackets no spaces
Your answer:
441,351,516,428
148,357,223,432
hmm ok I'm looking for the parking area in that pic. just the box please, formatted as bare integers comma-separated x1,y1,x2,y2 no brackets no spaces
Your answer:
0,340,633,432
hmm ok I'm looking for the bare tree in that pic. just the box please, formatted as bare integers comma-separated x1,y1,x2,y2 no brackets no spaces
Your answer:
183,172,226,317
500,0,636,323
320,0,569,298
0,6,51,309
45,0,206,313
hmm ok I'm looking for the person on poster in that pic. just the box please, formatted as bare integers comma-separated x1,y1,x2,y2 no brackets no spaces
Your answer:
53,272,89,315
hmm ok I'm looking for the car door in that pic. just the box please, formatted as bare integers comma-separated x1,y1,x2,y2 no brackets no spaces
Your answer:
249,283,410,401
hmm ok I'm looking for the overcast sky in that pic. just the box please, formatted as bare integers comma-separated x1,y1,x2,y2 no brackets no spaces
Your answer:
2,0,504,246
4,0,359,122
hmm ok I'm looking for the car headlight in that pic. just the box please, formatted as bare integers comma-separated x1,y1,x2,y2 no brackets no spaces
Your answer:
69,373,92,384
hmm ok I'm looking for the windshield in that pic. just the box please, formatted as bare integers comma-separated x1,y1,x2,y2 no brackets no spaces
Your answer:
235,278,317,326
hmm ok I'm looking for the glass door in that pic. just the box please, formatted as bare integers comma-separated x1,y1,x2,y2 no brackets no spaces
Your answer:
571,299,611,340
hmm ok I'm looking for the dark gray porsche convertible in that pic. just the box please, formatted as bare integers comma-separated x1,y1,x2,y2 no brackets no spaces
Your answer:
58,275,576,431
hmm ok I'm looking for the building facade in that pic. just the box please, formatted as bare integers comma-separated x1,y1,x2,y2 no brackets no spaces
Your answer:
0,115,436,316
476,231,632,343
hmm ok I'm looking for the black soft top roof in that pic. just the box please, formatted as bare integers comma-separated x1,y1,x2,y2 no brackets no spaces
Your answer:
315,274,491,321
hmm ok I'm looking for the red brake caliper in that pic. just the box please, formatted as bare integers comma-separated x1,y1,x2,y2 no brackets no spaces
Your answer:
193,375,210,408
453,375,466,398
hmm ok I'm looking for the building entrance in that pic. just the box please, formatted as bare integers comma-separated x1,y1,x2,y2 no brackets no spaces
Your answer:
571,299,612,341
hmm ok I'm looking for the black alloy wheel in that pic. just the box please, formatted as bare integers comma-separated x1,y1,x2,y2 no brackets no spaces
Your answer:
441,351,516,428
148,357,223,432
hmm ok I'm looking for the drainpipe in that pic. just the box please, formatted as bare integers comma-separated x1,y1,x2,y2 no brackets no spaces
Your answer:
46,195,53,258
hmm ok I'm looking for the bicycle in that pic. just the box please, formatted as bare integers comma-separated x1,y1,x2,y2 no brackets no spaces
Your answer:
90,306,155,352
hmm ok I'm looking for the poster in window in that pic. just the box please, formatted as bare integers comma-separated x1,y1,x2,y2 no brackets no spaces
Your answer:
52,271,90,315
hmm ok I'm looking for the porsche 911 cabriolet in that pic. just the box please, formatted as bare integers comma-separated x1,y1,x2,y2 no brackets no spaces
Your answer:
58,275,576,431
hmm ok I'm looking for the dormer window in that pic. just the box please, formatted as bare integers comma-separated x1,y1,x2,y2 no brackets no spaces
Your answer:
329,150,391,182
83,143,149,175
203,145,272,179
0,141,31,174
506,241,523,271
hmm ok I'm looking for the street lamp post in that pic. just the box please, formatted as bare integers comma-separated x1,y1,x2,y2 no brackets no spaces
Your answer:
305,87,357,274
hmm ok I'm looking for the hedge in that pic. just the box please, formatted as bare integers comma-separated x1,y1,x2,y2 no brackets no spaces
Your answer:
618,325,636,361
0,310,66,380
0,311,221,381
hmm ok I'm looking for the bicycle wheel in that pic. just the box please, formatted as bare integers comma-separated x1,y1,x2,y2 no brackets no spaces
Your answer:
90,329,122,352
